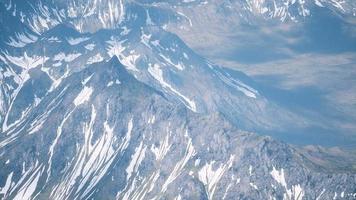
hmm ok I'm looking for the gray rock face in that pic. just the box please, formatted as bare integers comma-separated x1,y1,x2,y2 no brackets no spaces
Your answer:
0,0,355,200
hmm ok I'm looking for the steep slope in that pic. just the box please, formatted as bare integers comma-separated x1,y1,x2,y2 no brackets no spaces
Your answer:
0,15,306,135
0,57,355,199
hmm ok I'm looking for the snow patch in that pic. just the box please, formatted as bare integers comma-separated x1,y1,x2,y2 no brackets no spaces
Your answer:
148,115,156,124
6,32,38,48
13,165,43,200
270,166,287,188
148,63,196,112
249,182,258,190
198,155,234,199
53,52,81,63
270,166,304,200
214,68,258,99
161,131,196,193
87,53,103,65
82,74,93,85
67,37,90,45
120,118,134,153
84,43,96,51
74,86,93,106
126,142,147,181
5,52,48,70
159,53,184,70
107,37,140,71
151,133,171,161
0,172,13,197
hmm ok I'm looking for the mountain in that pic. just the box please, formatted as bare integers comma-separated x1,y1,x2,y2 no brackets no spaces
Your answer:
2,0,356,35
1,56,355,199
164,0,356,147
0,0,356,199
0,7,304,135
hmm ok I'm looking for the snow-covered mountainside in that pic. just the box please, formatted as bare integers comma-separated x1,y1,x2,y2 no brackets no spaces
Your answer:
0,0,356,199
2,0,356,35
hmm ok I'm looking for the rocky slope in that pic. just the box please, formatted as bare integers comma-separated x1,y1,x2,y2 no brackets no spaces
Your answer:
1,56,355,199
0,0,355,199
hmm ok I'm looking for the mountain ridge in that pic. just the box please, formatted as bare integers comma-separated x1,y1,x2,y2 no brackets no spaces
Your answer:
0,0,356,199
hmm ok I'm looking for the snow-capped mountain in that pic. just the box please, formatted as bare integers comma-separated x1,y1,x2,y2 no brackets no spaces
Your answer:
0,0,356,199
2,0,356,36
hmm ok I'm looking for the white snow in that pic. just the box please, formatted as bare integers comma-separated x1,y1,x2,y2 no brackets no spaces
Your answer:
6,32,38,48
81,75,93,86
270,166,304,200
106,37,140,71
215,70,258,99
47,109,74,180
74,86,93,106
53,52,81,63
67,37,90,45
177,11,193,27
126,142,147,181
270,166,287,188
198,155,234,200
316,188,326,200
151,133,171,161
5,52,48,70
159,53,184,70
290,184,304,200
333,192,337,199
148,63,197,112
315,0,324,7
53,62,62,67
28,120,44,135
0,172,13,197
148,115,156,124
236,177,241,184
87,53,103,65
151,40,160,47
222,181,233,199
50,105,120,199
107,81,114,87
118,167,160,200
78,119,118,198
174,194,182,200
146,9,154,25
48,36,60,42
329,0,345,11
183,52,189,59
249,182,258,190
47,66,70,92
13,165,43,200
120,118,134,153
84,43,96,51
1,52,49,132
161,132,196,193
